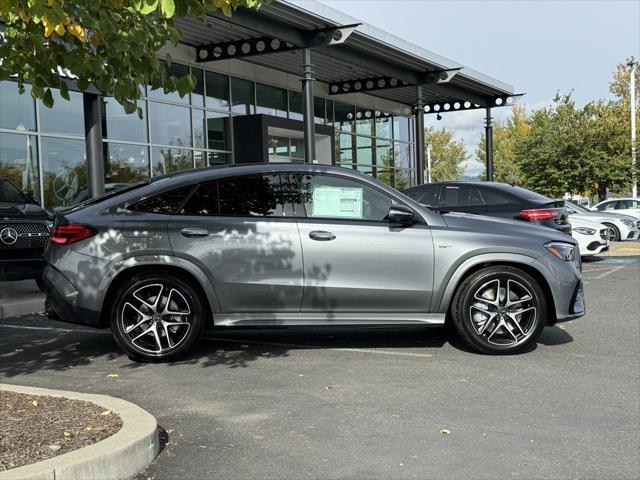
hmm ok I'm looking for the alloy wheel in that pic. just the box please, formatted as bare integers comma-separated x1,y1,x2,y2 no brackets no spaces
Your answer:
120,283,193,354
469,278,537,346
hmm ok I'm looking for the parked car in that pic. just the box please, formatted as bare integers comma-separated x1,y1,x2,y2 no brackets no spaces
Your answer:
0,177,52,290
72,183,131,205
566,201,640,242
590,198,640,219
402,182,571,234
43,164,584,362
570,217,609,257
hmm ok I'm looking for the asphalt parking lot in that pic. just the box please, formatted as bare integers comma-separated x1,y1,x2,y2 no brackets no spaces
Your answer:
1,257,639,480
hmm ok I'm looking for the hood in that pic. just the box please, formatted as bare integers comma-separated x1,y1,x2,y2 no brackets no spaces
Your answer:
441,211,576,244
0,201,51,221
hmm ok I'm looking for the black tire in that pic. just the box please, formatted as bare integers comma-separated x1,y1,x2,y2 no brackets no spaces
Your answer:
603,223,620,242
110,272,206,362
35,277,45,292
451,266,547,355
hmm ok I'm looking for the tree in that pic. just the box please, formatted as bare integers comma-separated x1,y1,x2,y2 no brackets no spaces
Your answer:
0,0,262,115
477,104,530,184
425,127,466,182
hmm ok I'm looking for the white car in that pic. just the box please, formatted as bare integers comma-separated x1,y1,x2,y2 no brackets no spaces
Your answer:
591,198,640,219
570,218,609,257
566,201,640,242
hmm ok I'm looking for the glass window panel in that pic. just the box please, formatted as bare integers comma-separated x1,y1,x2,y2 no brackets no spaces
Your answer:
181,180,218,215
290,138,304,160
206,151,230,167
289,91,303,121
376,169,394,187
395,170,414,191
149,62,189,103
152,147,193,176
314,97,326,124
268,136,289,156
191,68,205,107
39,89,84,136
131,185,193,214
192,109,206,149
393,116,411,142
334,102,354,133
298,173,392,221
0,82,36,131
356,136,373,166
376,141,392,168
103,142,149,185
102,97,147,143
256,83,288,117
207,112,230,151
376,115,392,139
355,107,374,136
205,71,229,110
41,137,87,209
149,102,191,147
338,134,353,163
0,132,40,200
231,77,254,115
356,164,374,176
218,174,289,217
394,142,414,170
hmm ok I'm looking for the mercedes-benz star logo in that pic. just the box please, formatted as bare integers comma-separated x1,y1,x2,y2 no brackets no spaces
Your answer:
0,227,19,245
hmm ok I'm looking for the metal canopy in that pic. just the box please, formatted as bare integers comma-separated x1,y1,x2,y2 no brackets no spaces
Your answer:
174,0,517,109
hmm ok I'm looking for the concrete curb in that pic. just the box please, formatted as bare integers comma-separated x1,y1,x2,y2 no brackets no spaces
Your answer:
0,384,159,480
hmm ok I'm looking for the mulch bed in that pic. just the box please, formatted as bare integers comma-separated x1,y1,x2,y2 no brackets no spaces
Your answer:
0,390,123,471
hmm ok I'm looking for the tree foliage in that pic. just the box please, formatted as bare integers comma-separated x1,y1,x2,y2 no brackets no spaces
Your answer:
0,0,263,114
425,127,466,182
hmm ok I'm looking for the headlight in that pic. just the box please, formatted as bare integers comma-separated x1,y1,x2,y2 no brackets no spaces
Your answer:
621,220,635,228
545,241,576,261
573,227,596,235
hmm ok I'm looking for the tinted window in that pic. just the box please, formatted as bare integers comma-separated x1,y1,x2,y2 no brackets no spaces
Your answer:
480,188,514,206
598,201,616,211
297,174,392,222
181,175,291,217
439,185,483,208
407,185,439,206
0,178,27,203
130,185,193,214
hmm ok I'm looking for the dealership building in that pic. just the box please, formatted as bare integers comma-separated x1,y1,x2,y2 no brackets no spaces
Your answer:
0,0,516,210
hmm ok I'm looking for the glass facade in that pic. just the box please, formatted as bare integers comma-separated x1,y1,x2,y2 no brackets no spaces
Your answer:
0,64,416,209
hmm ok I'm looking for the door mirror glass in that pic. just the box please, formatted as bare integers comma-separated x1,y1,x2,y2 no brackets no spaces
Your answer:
388,205,415,225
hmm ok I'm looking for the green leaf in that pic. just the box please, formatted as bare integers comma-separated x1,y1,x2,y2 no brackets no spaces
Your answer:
159,0,175,18
59,81,70,101
42,88,54,108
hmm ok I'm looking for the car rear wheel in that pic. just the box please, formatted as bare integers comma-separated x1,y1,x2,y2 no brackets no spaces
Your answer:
111,273,206,362
451,266,547,354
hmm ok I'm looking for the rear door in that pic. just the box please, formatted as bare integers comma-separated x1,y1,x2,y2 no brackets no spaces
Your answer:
294,173,434,313
168,173,304,313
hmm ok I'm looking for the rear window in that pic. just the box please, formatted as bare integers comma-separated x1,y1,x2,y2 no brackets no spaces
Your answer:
501,185,553,203
129,185,194,214
480,189,515,206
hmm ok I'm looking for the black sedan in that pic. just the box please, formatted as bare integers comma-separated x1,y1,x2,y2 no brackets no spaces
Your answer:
403,182,571,234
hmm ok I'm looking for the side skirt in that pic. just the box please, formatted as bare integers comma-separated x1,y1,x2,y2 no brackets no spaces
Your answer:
213,312,446,327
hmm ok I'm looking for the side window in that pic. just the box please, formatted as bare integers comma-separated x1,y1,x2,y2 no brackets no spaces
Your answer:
600,201,616,211
297,174,393,222
480,189,514,206
410,185,439,206
617,200,632,209
180,181,218,215
468,187,483,206
129,185,193,214
440,186,471,207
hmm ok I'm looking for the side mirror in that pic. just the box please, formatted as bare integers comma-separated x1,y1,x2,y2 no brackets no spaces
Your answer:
388,205,415,225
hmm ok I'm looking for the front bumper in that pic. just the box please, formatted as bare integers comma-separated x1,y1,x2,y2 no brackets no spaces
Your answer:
555,281,585,323
0,258,44,281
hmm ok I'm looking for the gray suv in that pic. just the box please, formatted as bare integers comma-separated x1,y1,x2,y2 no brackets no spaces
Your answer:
43,164,584,362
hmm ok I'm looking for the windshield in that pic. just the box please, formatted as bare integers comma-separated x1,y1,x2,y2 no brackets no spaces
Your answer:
566,201,590,212
0,178,28,203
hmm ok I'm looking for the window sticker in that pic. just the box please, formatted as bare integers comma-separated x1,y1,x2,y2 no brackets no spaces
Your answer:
311,186,363,218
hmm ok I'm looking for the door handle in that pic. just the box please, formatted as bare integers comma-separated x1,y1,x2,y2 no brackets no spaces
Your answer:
181,228,210,238
309,230,336,241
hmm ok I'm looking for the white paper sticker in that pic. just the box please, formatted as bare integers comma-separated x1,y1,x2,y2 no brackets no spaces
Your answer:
311,186,363,218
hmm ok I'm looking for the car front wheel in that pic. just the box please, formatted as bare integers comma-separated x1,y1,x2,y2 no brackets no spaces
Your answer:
111,273,206,362
451,266,547,354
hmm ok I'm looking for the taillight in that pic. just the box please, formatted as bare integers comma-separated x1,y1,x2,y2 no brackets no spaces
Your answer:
520,208,562,221
50,224,97,245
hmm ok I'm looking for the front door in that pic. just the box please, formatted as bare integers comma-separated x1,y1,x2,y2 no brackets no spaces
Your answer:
168,173,303,313
294,173,434,313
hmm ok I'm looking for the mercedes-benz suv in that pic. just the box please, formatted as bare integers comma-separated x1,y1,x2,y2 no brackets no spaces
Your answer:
43,165,584,362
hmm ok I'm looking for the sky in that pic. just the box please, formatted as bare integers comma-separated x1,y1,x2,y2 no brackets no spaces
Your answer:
320,0,640,175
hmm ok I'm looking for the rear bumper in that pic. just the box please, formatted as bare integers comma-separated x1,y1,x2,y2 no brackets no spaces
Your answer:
0,258,44,281
43,264,102,328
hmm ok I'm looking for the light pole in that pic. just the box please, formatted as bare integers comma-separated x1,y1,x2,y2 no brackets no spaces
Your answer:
629,58,637,198
426,143,432,183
